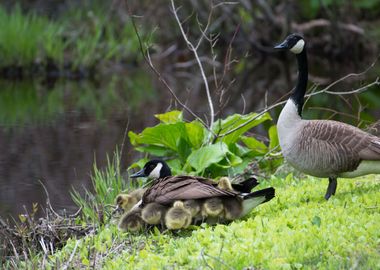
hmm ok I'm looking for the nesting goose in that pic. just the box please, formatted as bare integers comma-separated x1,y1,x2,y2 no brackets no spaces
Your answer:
130,160,275,220
115,188,147,212
274,34,380,199
164,201,192,230
118,208,144,232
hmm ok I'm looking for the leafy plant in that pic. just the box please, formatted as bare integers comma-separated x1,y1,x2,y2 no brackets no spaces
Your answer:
128,110,281,177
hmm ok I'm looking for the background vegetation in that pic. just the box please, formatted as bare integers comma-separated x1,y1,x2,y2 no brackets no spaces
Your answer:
1,0,380,269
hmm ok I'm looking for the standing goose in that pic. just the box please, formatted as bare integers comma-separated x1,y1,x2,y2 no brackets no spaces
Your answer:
274,34,380,200
130,160,275,220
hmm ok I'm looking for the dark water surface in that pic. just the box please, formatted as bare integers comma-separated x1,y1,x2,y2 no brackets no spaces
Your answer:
0,71,165,219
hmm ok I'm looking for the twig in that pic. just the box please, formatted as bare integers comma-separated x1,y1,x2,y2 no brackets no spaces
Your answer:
38,180,63,219
308,106,371,123
201,249,235,270
200,249,214,270
119,117,130,164
124,1,213,134
292,19,364,35
309,77,380,97
171,0,215,138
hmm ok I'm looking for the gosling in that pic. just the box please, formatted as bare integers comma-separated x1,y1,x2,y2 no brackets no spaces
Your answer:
118,208,144,232
115,188,146,212
165,201,192,230
141,202,167,226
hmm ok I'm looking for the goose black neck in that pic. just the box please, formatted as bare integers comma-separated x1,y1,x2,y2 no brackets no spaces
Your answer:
160,163,172,178
290,49,308,116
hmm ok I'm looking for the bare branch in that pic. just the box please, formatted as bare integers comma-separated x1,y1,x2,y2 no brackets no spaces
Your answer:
309,77,379,96
171,0,215,136
125,0,215,135
292,19,364,35
38,180,63,220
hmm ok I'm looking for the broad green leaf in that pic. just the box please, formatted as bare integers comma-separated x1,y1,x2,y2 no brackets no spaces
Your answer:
215,153,243,168
154,110,183,123
227,157,251,175
227,152,243,166
166,159,183,174
130,122,188,151
187,142,229,173
177,137,192,161
128,131,139,146
241,136,268,154
135,145,172,156
269,125,279,149
185,120,206,148
213,112,272,145
228,143,251,157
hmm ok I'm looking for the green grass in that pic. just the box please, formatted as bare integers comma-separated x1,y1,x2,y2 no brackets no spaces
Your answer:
70,151,143,224
0,3,142,70
22,173,380,269
0,5,65,67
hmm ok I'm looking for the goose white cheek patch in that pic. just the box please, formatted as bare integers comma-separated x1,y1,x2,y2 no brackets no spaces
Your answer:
149,163,163,178
290,39,305,54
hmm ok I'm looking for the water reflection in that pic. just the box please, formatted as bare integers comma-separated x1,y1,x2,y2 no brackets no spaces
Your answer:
0,72,157,219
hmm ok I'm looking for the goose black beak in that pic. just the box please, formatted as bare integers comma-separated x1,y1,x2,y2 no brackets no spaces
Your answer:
274,40,289,50
130,169,146,178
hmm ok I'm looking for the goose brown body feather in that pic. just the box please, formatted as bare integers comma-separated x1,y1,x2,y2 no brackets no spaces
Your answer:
141,175,237,206
285,118,380,178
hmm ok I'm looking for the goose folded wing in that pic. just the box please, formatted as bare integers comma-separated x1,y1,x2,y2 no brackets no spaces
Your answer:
301,120,380,171
142,176,236,205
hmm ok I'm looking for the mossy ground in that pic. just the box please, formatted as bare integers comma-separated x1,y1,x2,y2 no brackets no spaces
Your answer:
20,174,380,269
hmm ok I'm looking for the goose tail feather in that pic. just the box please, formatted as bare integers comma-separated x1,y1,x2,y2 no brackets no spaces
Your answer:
240,187,275,217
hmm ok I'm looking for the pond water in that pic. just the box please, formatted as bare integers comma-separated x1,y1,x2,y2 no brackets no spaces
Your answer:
0,70,164,219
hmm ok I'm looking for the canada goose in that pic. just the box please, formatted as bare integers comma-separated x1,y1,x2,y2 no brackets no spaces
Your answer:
164,201,192,230
130,160,276,219
130,160,258,193
118,208,144,232
274,34,380,199
115,188,147,212
141,202,167,225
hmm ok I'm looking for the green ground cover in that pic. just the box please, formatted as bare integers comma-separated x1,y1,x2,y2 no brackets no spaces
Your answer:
17,174,379,269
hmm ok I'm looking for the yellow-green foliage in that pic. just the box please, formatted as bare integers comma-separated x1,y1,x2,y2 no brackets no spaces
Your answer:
45,175,380,269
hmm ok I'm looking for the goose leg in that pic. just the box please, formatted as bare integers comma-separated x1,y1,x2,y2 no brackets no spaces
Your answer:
325,177,337,200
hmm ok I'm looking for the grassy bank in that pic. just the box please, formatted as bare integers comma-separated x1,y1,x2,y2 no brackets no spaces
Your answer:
5,173,379,269
0,3,141,79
